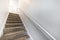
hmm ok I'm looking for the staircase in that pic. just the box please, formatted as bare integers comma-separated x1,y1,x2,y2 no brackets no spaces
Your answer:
2,13,29,40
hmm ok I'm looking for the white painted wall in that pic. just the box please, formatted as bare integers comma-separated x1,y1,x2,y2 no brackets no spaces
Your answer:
0,0,9,37
19,12,49,40
9,0,19,13
18,0,51,40
20,0,60,40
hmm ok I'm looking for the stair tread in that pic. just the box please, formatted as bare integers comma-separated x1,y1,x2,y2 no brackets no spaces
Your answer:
5,26,25,29
15,35,29,40
8,14,19,17
3,31,28,40
3,34,29,40
7,18,20,20
6,23,23,25
9,14,19,16
4,31,27,36
5,25,23,27
5,25,23,28
7,21,22,22
8,15,20,18
6,21,22,23
7,19,21,21
4,27,26,34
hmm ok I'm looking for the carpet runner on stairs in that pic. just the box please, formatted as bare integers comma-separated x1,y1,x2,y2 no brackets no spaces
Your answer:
1,13,29,40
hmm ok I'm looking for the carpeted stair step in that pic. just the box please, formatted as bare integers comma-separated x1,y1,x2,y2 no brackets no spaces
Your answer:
6,20,22,23
4,27,26,34
5,23,23,26
8,15,20,18
5,25,23,27
7,18,21,21
8,15,19,17
8,13,18,16
14,35,29,40
2,31,28,40
5,25,24,28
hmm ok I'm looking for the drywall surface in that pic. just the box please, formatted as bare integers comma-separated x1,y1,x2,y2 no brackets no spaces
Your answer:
0,0,9,37
20,0,60,40
19,13,49,40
